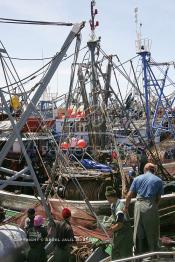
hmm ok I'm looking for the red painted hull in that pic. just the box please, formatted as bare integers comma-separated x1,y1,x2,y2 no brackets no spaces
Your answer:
22,117,55,132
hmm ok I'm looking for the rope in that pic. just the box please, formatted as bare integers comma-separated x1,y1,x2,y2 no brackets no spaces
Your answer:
0,43,86,91
1,45,87,62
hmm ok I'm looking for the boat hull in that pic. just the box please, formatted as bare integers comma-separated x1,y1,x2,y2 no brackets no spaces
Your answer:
0,190,175,227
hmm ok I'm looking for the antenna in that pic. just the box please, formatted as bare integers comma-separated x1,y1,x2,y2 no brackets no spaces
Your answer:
134,7,142,43
89,0,99,40
134,7,151,54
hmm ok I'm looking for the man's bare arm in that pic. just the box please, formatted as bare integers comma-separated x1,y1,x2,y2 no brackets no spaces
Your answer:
110,222,123,232
124,191,135,213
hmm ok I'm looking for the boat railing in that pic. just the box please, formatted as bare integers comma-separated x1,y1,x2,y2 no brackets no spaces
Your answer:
100,251,175,261
135,38,151,54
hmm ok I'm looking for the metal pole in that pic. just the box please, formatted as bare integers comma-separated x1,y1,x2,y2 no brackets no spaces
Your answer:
0,166,28,175
104,60,112,106
88,40,99,148
61,34,81,135
152,67,168,129
0,181,35,187
0,167,29,189
141,51,152,141
147,65,175,136
101,60,112,149
78,66,95,146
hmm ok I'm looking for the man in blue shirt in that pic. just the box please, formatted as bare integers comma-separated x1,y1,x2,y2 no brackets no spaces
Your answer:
124,163,163,254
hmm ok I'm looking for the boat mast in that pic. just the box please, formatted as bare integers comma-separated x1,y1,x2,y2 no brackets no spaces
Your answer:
135,8,175,143
135,8,152,143
100,58,112,149
88,0,100,149
78,66,95,146
104,59,112,106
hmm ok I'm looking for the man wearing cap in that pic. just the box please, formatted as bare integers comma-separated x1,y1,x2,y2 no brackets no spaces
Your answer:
124,163,164,254
27,215,48,262
54,207,76,262
105,186,133,260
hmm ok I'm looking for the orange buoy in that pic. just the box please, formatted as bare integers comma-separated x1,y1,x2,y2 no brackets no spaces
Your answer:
67,107,73,117
77,139,87,148
60,142,69,149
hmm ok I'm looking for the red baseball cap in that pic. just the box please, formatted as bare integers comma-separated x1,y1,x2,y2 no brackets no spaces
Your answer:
62,208,71,219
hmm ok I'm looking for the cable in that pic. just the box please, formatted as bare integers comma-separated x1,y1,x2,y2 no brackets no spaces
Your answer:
1,46,87,61
2,55,53,61
0,17,73,26
0,46,88,91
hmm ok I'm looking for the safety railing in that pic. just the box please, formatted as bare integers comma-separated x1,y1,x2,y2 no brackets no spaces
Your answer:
135,38,152,54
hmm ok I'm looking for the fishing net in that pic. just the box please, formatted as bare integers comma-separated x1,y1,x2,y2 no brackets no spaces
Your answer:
3,198,109,241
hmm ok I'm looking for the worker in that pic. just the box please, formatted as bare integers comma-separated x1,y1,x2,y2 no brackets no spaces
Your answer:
0,207,6,223
122,169,136,197
27,215,48,262
137,148,148,174
124,163,163,254
25,208,35,229
54,208,76,262
105,186,133,260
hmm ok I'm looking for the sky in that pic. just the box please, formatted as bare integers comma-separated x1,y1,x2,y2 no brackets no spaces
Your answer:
0,0,175,99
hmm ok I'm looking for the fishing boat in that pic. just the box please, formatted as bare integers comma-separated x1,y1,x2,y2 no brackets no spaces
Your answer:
0,122,55,187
